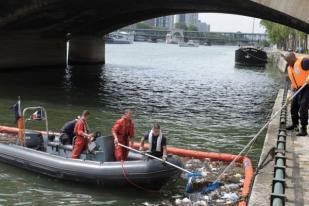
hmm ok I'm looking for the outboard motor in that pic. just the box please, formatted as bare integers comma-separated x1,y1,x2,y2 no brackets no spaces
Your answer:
25,131,44,150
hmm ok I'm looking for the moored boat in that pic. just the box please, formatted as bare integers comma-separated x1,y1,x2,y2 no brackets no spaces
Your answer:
179,40,199,47
235,47,267,67
105,31,134,44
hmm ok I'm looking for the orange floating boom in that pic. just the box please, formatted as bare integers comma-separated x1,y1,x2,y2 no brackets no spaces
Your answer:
0,125,253,206
0,125,19,134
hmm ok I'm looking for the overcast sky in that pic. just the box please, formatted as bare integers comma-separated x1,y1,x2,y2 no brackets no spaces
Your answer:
199,13,266,33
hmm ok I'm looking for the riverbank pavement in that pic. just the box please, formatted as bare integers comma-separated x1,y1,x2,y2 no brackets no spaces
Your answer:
284,90,309,205
248,89,284,206
249,88,309,206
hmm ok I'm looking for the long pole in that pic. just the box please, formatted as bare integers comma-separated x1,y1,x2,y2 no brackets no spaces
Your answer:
215,83,307,183
118,143,192,174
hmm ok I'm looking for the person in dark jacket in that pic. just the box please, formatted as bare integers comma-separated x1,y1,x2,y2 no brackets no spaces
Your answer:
60,117,79,145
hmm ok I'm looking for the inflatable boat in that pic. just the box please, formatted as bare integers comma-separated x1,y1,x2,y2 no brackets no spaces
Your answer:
0,106,254,205
0,106,182,190
0,133,181,190
0,125,254,206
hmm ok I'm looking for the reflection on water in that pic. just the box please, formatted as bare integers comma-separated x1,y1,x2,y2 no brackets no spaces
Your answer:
0,43,284,205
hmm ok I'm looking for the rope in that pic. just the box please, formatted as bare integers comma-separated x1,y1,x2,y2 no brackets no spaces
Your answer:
120,160,160,193
244,110,272,157
214,83,307,183
255,147,276,174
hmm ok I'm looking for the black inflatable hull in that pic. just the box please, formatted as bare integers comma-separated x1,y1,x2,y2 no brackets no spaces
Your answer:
235,47,267,67
0,144,181,189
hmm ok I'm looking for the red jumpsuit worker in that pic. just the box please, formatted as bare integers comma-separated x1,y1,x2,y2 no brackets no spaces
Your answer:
71,110,93,159
112,109,135,161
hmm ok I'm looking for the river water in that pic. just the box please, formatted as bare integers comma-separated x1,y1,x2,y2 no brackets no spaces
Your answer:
0,43,283,205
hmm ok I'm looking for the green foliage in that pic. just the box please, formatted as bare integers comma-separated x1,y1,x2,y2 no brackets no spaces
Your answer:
175,22,188,30
175,22,198,31
259,40,270,47
136,22,154,29
260,20,307,50
187,24,198,31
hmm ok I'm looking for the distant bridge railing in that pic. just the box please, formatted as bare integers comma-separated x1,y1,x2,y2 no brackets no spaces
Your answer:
120,28,268,43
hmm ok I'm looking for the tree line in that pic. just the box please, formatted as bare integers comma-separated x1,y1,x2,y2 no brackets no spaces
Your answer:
260,20,308,53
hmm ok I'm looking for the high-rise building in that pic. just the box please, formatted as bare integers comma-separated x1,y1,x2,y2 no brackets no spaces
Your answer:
175,13,198,26
196,20,211,32
136,14,210,32
155,15,174,29
185,13,199,26
143,19,156,27
175,14,186,24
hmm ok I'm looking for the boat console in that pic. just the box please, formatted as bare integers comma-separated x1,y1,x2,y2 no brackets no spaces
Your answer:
46,135,117,162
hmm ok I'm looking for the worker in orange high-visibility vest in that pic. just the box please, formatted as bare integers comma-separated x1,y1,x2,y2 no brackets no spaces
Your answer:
112,109,135,161
286,53,309,136
71,110,93,159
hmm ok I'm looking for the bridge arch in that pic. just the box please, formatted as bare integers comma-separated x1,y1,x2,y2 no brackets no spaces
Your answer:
0,0,308,35
0,0,308,68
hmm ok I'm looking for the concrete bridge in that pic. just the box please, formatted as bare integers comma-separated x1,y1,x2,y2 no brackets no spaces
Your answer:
0,0,308,69
123,29,268,45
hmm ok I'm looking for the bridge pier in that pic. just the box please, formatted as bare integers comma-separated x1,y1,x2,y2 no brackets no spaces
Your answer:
0,33,66,69
68,36,105,65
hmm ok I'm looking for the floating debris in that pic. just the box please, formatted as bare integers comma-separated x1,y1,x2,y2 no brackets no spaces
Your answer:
175,158,244,206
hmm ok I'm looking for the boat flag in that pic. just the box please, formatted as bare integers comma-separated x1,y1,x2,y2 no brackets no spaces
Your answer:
29,109,45,121
10,96,22,124
10,96,25,145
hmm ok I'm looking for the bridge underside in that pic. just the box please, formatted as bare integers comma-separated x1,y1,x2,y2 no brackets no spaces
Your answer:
0,0,308,69
0,0,308,35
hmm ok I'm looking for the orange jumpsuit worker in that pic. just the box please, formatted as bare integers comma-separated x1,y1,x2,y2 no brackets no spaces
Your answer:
112,109,135,161
286,53,309,136
71,110,93,159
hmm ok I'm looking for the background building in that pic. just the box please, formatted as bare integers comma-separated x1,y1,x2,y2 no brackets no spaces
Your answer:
174,13,210,32
155,16,174,29
130,13,210,32
143,19,156,27
195,20,211,32
175,14,186,24
185,13,199,26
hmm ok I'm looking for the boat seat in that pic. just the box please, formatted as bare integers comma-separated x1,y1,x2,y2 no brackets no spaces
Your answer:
48,142,60,147
48,142,74,152
61,145,73,151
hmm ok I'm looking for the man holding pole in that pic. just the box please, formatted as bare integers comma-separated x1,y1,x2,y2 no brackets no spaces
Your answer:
139,123,167,161
286,53,309,136
112,109,135,161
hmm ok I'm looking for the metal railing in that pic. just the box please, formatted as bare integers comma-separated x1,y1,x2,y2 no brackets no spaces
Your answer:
271,89,288,206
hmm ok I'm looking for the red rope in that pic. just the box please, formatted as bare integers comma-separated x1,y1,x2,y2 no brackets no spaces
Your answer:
120,160,160,193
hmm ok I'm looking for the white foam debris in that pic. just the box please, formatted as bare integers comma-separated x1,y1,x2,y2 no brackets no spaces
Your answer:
192,200,207,206
175,197,192,206
174,158,244,206
142,202,159,206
